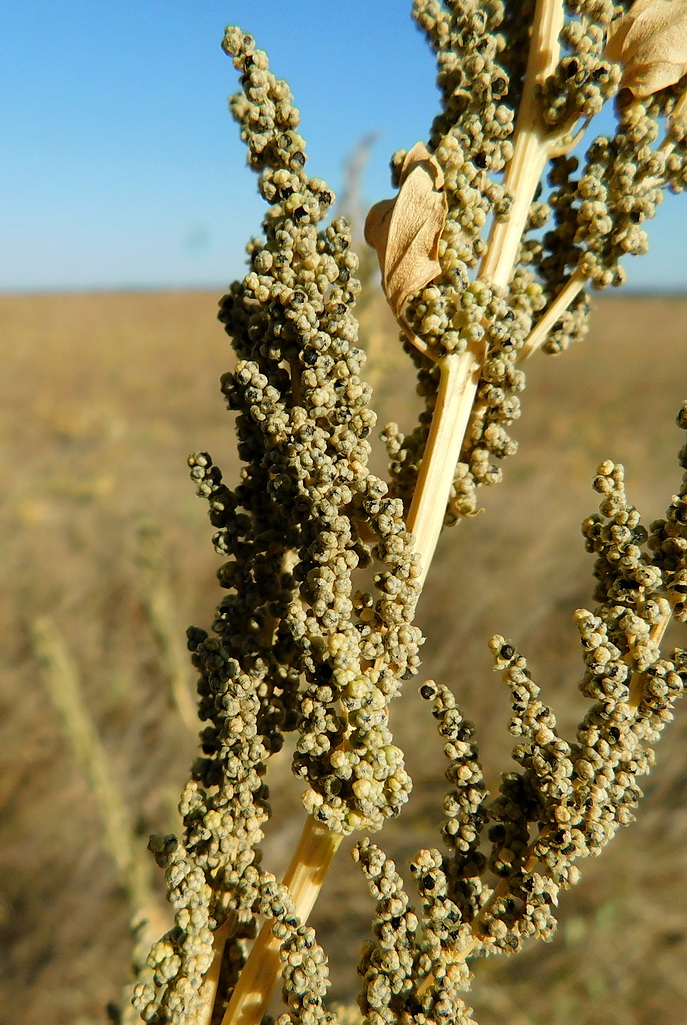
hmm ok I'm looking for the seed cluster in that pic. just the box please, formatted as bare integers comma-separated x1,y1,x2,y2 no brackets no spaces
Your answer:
413,0,515,280
347,410,687,1021
542,1,620,130
532,3,687,346
133,25,425,1025
383,277,527,521
256,875,332,1025
209,31,424,843
650,405,687,620
130,7,687,1025
381,1,530,520
201,30,426,845
132,633,273,1024
384,0,687,526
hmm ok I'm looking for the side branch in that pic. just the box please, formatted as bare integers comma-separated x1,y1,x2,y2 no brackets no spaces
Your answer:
408,0,570,580
518,268,588,363
407,345,485,586
479,0,566,289
218,818,342,1025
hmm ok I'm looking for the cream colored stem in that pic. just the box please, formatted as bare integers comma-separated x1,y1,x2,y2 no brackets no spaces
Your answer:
219,817,342,1025
518,267,587,363
407,0,566,583
197,926,229,1025
481,134,551,289
480,0,565,289
628,607,673,711
406,346,484,586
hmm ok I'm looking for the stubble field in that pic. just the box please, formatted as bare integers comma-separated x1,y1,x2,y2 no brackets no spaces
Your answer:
2,288,687,1025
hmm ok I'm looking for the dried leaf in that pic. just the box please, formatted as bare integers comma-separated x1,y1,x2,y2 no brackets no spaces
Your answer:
606,0,687,98
364,141,447,323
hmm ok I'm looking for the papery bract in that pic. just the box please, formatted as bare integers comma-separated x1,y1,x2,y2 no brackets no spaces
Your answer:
364,141,447,322
606,0,687,98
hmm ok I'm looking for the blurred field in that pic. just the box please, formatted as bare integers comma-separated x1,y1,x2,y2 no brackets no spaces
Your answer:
2,288,687,1025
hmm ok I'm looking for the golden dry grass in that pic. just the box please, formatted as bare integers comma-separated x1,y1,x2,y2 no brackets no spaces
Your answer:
2,289,687,1025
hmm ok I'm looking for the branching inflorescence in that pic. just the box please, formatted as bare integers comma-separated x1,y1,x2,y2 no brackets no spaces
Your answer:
129,3,687,1025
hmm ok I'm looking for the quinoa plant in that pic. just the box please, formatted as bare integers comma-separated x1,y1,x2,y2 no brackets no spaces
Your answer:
128,3,687,1023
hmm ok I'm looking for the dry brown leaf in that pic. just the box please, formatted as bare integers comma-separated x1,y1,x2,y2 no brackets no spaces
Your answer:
364,141,447,323
606,0,687,98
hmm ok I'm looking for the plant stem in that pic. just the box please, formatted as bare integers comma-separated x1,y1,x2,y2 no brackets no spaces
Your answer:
219,818,342,1025
628,605,673,710
479,0,565,289
197,926,229,1025
406,344,484,586
408,0,567,583
518,267,587,363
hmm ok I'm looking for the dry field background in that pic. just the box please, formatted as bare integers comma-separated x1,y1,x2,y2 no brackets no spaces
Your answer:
2,288,687,1025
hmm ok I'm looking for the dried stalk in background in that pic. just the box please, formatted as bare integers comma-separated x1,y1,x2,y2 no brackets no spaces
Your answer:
136,521,199,735
32,616,167,968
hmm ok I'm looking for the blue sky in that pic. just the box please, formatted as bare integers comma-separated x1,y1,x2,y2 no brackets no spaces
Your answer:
3,2,686,293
